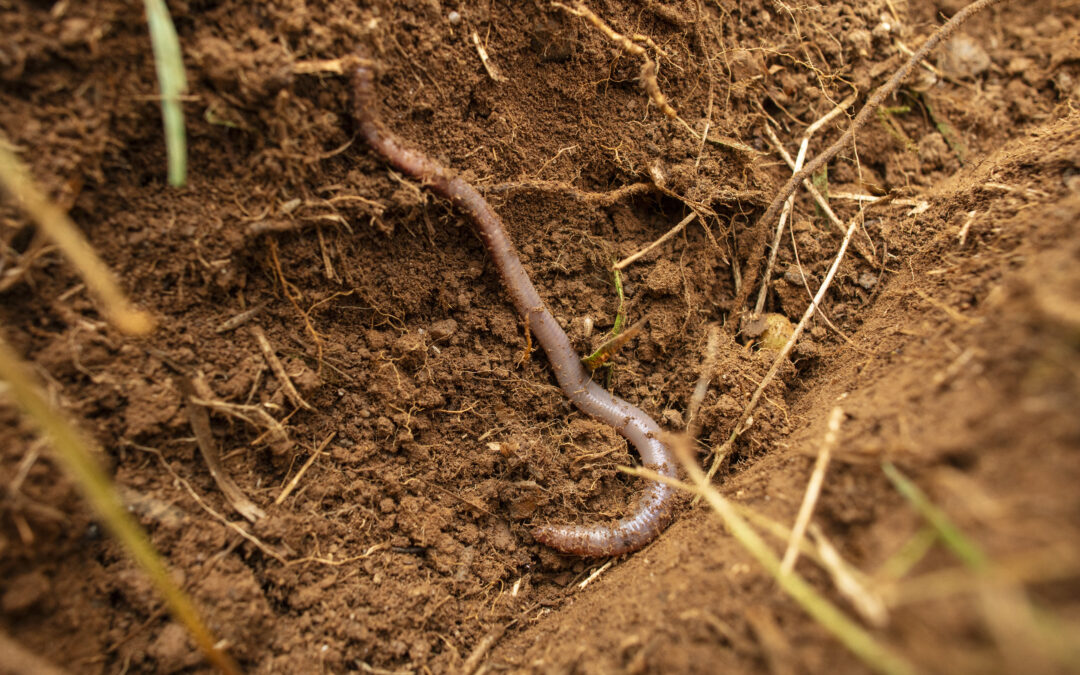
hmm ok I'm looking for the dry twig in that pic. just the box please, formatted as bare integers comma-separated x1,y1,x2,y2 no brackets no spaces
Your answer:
732,0,1011,321
251,325,315,411
176,372,266,522
613,212,697,270
781,406,843,575
706,209,867,482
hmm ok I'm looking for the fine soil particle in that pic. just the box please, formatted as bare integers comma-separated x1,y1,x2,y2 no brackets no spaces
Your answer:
2,0,1078,673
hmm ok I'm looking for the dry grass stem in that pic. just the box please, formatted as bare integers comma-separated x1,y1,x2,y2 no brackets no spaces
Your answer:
274,431,335,505
9,439,45,494
176,373,266,522
293,57,350,74
578,559,614,590
0,142,154,336
957,209,978,246
810,524,889,627
733,0,1010,319
755,93,856,315
471,30,508,82
0,335,238,674
706,209,866,483
251,325,315,411
625,443,916,675
781,406,843,575
613,211,697,270
188,397,289,446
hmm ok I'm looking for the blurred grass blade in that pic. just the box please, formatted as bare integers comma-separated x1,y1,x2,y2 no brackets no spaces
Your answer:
0,333,239,675
624,456,917,675
144,0,188,187
0,142,154,336
882,462,988,570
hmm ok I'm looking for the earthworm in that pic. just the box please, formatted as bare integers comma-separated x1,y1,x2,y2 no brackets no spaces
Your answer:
352,59,675,556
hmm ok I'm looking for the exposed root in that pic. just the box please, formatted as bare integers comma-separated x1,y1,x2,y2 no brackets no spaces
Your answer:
552,0,696,134
175,369,267,523
250,325,315,412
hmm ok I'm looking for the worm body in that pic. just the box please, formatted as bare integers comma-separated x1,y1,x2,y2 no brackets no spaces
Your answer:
353,61,675,556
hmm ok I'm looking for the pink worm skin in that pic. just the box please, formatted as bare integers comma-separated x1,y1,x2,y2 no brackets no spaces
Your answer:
352,61,675,556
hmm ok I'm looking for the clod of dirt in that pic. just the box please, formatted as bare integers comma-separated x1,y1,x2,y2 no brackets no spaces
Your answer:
937,33,991,79
392,332,428,369
644,259,683,295
662,408,685,428
1,571,50,614
741,313,770,341
191,36,293,101
147,622,200,674
429,318,458,341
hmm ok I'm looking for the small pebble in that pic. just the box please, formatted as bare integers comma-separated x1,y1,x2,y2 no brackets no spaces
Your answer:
937,34,991,79
784,266,808,286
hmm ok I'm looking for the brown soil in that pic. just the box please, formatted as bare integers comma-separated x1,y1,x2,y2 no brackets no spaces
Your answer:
2,0,1079,673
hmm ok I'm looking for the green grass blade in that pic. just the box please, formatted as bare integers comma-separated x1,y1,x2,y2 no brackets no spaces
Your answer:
144,0,188,187
882,462,988,571
624,462,917,675
0,333,238,674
